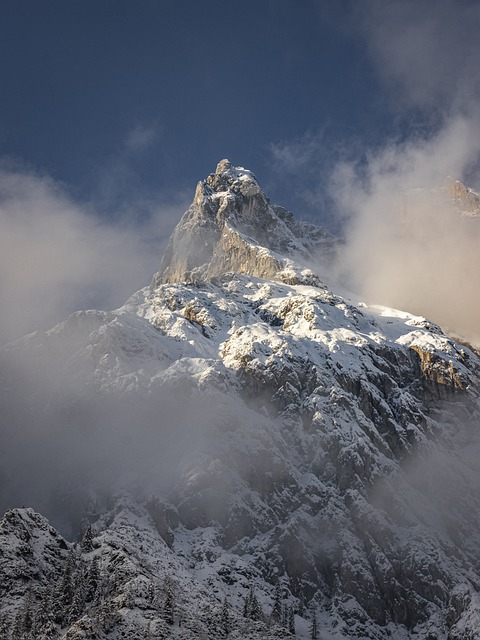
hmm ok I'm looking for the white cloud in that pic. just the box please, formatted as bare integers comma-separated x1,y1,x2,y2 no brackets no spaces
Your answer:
323,1,480,345
0,160,185,344
332,114,480,345
270,132,326,172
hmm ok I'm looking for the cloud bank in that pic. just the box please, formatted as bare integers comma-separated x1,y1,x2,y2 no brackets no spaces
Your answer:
0,159,183,345
329,0,480,346
0,357,226,535
0,150,219,535
332,116,480,345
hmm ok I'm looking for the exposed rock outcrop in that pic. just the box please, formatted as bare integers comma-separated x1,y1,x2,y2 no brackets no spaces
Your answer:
444,176,480,215
154,159,335,286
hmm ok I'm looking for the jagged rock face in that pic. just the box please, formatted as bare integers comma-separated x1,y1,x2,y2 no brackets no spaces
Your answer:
155,159,335,286
444,176,480,215
2,162,480,639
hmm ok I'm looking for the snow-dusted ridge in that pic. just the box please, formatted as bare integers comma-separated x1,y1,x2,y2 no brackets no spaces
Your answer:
1,162,480,639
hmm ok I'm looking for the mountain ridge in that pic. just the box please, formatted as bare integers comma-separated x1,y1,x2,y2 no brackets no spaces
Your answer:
1,162,480,639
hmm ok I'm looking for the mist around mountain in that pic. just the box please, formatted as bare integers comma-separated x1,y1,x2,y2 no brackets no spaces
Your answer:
1,161,480,639
330,117,480,349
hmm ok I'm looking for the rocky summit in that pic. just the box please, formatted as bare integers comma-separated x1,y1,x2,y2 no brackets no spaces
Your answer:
1,162,480,639
155,159,335,287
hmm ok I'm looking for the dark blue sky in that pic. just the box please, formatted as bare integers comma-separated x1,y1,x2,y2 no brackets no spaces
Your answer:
0,0,395,225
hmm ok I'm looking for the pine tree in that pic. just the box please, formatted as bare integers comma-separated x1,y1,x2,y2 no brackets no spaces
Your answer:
163,577,174,625
52,550,78,625
10,589,38,640
60,551,76,606
97,598,119,633
243,586,262,622
0,614,8,639
92,578,105,609
220,596,231,637
81,524,95,552
69,566,87,622
297,587,306,617
250,591,262,622
36,586,55,635
146,581,156,607
86,555,100,602
270,583,282,625
37,619,58,640
23,588,35,635
288,605,296,635
10,609,25,640
243,592,250,619
310,608,318,640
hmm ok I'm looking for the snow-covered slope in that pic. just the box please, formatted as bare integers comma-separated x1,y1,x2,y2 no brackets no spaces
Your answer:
1,161,480,639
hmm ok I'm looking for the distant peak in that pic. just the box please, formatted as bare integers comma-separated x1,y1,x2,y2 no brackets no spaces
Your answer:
444,176,480,215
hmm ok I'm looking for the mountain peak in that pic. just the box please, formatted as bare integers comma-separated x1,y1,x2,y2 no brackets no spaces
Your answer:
444,175,480,215
192,159,264,214
154,160,335,287
208,158,260,194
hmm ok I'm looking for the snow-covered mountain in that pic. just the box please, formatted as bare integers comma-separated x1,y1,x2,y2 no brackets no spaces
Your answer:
1,160,480,639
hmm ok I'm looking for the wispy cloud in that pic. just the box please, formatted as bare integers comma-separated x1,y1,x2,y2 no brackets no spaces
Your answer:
328,0,480,344
0,158,186,345
92,120,164,214
356,0,480,114
272,2,480,344
268,130,352,230
332,115,480,343
125,121,161,154
270,131,326,173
